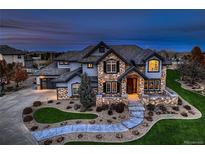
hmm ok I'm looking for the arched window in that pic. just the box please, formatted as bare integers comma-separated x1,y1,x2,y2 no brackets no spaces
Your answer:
72,83,80,95
148,59,160,72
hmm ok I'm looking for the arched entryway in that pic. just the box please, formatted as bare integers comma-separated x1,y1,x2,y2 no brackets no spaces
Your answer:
126,74,140,101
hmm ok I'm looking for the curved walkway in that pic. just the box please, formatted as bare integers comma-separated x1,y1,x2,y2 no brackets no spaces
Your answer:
32,102,145,141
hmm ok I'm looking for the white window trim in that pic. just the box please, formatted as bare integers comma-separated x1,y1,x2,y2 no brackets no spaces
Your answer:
106,60,117,73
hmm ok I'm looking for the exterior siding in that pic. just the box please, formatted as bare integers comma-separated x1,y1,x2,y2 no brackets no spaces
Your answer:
82,64,97,76
3,55,25,66
145,57,162,79
57,62,81,71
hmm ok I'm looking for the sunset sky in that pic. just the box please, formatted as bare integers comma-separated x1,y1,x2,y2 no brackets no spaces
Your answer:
0,10,205,52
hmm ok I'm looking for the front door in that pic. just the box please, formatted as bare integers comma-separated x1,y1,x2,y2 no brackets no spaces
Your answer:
127,78,137,94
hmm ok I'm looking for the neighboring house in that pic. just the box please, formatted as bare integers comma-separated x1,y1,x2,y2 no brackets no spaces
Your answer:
0,45,27,66
34,41,178,106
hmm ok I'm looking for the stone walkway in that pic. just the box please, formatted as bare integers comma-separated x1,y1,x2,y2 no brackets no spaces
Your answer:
32,101,145,141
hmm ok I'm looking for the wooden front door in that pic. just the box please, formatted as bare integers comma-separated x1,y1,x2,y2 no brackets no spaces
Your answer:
127,78,137,94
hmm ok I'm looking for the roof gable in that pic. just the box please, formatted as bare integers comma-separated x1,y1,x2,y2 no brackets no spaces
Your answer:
143,52,164,62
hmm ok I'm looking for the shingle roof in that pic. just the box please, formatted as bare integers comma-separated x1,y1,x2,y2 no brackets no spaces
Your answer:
52,67,82,83
34,62,69,76
54,51,83,61
118,66,148,81
0,45,27,55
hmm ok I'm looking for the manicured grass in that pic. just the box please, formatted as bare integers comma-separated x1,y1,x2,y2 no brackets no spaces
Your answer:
33,107,98,124
66,69,205,145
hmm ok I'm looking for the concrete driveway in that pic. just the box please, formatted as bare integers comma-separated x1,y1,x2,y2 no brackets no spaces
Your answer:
0,88,56,145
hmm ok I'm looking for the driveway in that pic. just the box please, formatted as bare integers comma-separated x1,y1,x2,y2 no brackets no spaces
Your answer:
0,88,56,145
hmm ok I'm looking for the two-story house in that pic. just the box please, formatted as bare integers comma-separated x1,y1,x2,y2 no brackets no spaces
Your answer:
34,41,178,106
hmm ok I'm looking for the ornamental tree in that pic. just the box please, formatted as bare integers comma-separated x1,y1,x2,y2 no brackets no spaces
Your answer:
78,73,96,109
13,64,28,88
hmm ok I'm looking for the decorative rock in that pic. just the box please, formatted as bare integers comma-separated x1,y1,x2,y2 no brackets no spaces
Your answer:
145,116,153,122
23,115,33,122
33,101,42,107
96,134,102,140
30,126,38,131
47,100,53,104
112,116,117,120
89,120,95,124
132,130,140,136
178,99,183,105
119,115,126,119
188,110,195,115
87,108,93,111
56,136,64,143
78,134,83,139
44,125,50,129
143,122,149,127
148,111,154,116
44,139,52,145
116,133,123,139
99,119,103,122
156,111,161,115
66,106,72,109
60,121,67,126
23,107,33,114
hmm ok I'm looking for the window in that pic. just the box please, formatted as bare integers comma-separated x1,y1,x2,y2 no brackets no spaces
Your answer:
59,61,69,65
87,63,93,68
99,46,105,53
72,83,80,95
106,60,117,73
144,79,161,92
148,59,160,72
105,81,118,94
17,55,21,59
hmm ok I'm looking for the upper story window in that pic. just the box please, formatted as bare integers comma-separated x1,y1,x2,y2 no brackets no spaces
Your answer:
87,63,93,68
17,55,22,59
106,60,117,73
59,61,69,65
148,59,160,72
99,46,105,53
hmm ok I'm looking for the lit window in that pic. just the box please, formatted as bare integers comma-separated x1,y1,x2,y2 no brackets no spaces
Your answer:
59,61,69,65
72,83,80,95
144,80,161,92
106,60,117,73
105,81,118,94
148,59,159,72
87,63,93,68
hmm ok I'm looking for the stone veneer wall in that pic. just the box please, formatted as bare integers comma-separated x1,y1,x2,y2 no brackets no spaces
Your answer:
97,52,126,95
142,89,178,105
57,88,70,100
96,95,128,106
161,66,167,92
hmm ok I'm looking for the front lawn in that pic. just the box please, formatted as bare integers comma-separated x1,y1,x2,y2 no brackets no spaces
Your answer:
33,107,98,124
66,69,205,145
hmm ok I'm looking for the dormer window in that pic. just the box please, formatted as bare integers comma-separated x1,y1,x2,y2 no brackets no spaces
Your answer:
106,60,117,73
99,46,105,53
87,63,93,68
59,61,69,65
148,59,160,72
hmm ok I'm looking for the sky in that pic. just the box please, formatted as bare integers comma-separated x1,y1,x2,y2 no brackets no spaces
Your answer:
0,10,205,52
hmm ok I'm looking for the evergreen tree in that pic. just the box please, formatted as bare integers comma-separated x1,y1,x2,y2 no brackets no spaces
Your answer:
78,73,96,109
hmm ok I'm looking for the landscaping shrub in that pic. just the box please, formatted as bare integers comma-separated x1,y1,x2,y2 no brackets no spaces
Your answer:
96,106,102,112
44,139,52,145
56,137,64,143
132,130,140,136
108,109,113,115
145,116,153,122
23,107,33,114
110,104,117,110
146,104,155,111
181,112,188,117
47,100,53,104
74,104,81,110
178,98,183,105
101,104,109,110
70,101,74,104
184,105,191,110
116,133,123,139
96,134,102,140
112,116,117,120
56,102,61,105
78,134,83,139
115,103,125,113
172,106,179,111
158,105,167,112
76,120,82,124
33,101,42,107
66,106,72,109
30,126,38,131
23,115,33,122
148,111,154,116
107,119,112,124
89,120,95,124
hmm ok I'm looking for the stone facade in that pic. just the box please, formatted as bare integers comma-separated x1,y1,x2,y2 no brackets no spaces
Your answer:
97,52,126,95
57,88,70,100
96,95,128,106
142,89,178,105
161,66,167,92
